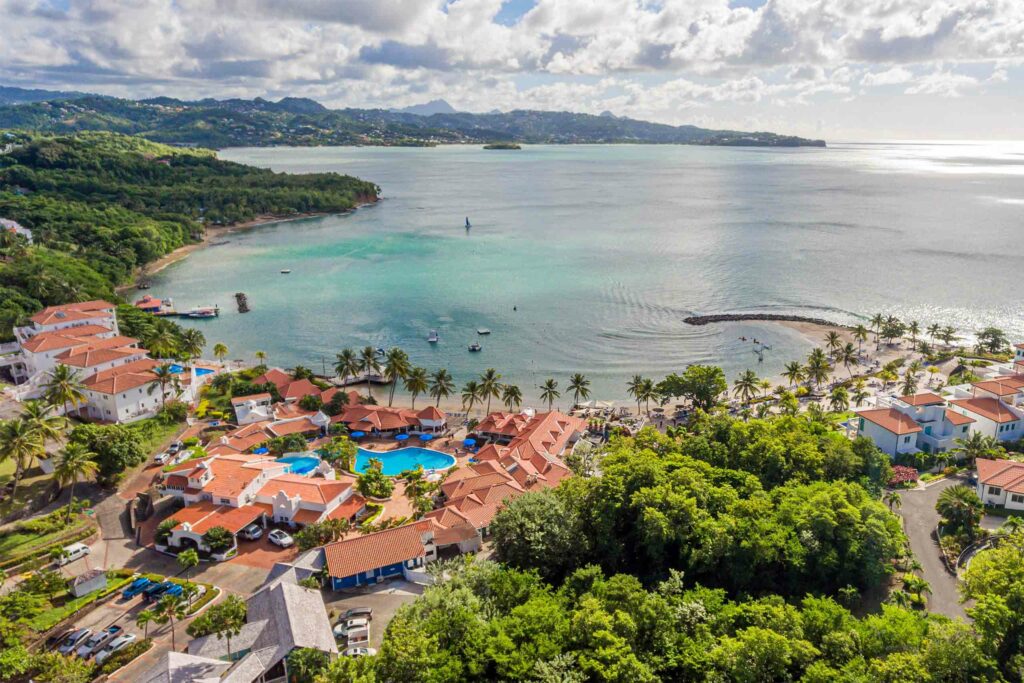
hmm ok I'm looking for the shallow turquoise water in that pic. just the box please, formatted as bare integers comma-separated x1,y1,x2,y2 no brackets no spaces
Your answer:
276,454,321,475
355,447,457,476
144,143,1024,404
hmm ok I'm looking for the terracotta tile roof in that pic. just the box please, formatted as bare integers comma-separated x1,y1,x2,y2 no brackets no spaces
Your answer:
416,405,446,420
57,345,143,368
257,474,354,505
231,392,273,405
476,411,532,437
253,368,292,389
856,408,923,435
134,295,165,309
899,392,946,406
292,508,324,525
324,521,433,578
973,380,1022,398
333,405,421,431
30,301,113,326
944,410,976,426
977,458,1024,494
272,403,317,420
81,358,162,394
266,417,320,437
21,326,114,352
994,375,1024,390
441,469,519,501
949,398,1021,424
172,502,266,535
326,494,365,521
320,388,362,406
281,379,320,401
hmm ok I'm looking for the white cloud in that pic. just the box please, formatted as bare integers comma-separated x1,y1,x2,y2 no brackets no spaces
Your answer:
905,70,980,97
861,66,914,86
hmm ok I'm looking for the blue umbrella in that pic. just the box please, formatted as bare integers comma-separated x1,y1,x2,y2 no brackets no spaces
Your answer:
350,431,365,438
253,447,269,454
395,433,410,441
418,433,433,441
463,438,476,447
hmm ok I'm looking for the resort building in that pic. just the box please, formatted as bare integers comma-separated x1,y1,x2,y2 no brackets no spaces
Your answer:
252,367,322,403
332,404,448,435
2,300,212,422
148,577,337,683
976,459,1024,511
323,520,436,589
1,217,32,243
231,393,274,424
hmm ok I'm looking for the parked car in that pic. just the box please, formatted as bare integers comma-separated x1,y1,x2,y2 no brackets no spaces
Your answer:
142,580,174,602
343,647,377,657
341,607,373,621
333,617,369,639
153,451,171,465
162,583,184,599
57,629,91,655
239,523,263,541
56,542,91,566
93,633,137,665
122,577,152,599
268,529,294,548
76,625,122,659
168,441,183,455
46,628,75,649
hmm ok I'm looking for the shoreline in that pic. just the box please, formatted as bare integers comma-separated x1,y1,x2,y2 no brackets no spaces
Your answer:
115,201,377,295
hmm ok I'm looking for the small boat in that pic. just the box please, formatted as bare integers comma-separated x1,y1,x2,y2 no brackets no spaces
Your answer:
468,343,482,352
187,306,219,319
465,217,471,230
476,328,491,335
280,269,291,274
427,330,439,343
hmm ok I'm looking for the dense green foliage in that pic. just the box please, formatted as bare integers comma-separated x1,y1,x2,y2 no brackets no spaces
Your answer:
68,422,147,486
0,130,377,338
311,560,998,683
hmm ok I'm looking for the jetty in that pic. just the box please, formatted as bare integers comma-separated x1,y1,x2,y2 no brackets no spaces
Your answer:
683,313,847,328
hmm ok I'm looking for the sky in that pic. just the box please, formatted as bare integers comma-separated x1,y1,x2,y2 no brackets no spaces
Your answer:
2,0,1023,140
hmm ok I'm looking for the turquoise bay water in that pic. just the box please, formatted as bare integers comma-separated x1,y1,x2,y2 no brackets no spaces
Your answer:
355,447,457,476
145,143,1024,404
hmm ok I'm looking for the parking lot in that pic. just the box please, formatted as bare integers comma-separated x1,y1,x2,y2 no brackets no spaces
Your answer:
323,579,425,650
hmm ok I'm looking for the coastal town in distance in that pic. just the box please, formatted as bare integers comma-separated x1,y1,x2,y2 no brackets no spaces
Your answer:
3,1,1024,681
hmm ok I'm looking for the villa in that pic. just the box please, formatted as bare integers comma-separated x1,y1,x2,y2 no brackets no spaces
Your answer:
332,403,448,435
1,300,211,422
976,458,1024,511
252,367,323,403
324,520,436,589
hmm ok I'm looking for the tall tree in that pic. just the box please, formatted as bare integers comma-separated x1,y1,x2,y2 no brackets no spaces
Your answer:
936,485,983,540
334,348,360,386
824,331,842,359
53,442,97,523
501,384,523,411
627,374,645,414
383,347,411,407
828,386,849,413
429,368,455,408
148,363,180,408
782,361,804,388
637,378,656,415
360,346,382,400
404,367,429,410
540,379,560,411
838,343,858,377
212,342,229,365
43,364,87,418
179,328,206,362
568,373,591,407
21,400,66,452
461,380,482,416
732,370,760,404
155,593,189,651
479,368,502,415
0,419,45,502
853,324,869,355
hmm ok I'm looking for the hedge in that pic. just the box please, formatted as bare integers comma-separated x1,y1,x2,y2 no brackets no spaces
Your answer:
27,571,135,632
0,523,96,571
97,637,153,675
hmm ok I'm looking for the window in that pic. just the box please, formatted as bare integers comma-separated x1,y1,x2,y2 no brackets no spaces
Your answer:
989,486,1002,495
220,498,231,505
903,435,912,443
1011,494,1024,504
962,426,969,433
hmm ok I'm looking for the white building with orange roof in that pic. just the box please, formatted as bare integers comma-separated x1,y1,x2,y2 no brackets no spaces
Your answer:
976,458,1024,511
948,397,1023,441
323,520,436,589
231,392,274,425
854,407,923,456
332,403,447,435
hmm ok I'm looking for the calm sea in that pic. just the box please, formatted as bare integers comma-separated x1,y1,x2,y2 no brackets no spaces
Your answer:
145,142,1024,405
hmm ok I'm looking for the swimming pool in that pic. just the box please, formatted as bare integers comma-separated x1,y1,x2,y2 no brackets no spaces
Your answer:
168,364,215,376
276,454,321,475
355,447,456,476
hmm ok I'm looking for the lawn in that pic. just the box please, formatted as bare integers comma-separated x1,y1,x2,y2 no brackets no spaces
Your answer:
0,513,95,568
26,571,135,631
0,465,55,518
131,417,186,456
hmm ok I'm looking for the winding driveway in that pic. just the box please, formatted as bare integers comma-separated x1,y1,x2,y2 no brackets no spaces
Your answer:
896,475,971,621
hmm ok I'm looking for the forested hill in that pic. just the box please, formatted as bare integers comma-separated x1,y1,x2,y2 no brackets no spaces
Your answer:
0,93,826,148
0,131,378,339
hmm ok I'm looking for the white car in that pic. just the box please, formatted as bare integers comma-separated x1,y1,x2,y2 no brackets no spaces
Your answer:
153,451,171,465
94,633,137,665
75,625,121,658
268,529,294,548
343,647,377,657
333,617,369,639
56,542,91,566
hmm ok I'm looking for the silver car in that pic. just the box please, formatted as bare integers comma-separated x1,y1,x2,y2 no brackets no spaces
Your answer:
76,625,122,658
57,628,90,655
94,633,137,665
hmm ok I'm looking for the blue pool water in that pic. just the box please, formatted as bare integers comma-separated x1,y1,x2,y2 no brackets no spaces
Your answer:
355,447,456,476
168,364,215,376
276,454,321,475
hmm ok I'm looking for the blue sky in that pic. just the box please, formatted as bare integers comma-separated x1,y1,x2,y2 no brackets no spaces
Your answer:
1,0,1022,139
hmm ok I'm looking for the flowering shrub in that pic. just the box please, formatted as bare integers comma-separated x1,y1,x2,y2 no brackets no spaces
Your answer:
889,466,919,487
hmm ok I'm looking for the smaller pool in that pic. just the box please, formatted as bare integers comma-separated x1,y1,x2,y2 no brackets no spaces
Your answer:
168,364,215,376
276,454,322,475
356,447,456,476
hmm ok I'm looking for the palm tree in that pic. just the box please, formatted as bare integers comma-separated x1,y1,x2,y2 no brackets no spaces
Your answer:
939,326,958,346
805,349,831,391
501,384,523,411
902,574,931,604
926,323,941,341
360,346,382,399
136,609,156,639
626,375,645,414
334,348,360,386
404,367,429,409
539,379,560,411
155,593,188,651
870,313,884,343
212,342,229,365
0,419,44,502
179,328,206,362
888,589,912,609
254,350,267,366
907,321,920,345
883,491,902,511
782,361,804,388
53,443,97,523
853,324,869,356
733,370,759,404
952,431,1001,467
824,331,842,359
568,373,591,407
383,348,411,407
21,400,66,451
429,368,455,408
758,378,772,398
148,363,180,408
936,485,983,540
828,386,849,413
851,380,870,407
637,378,656,415
461,380,482,416
900,371,918,397
146,322,180,359
43,364,87,418
838,343,857,377
479,369,502,414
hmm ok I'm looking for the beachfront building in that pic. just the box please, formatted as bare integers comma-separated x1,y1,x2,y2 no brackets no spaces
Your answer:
147,577,337,683
231,392,274,424
943,374,1024,442
332,404,448,435
976,458,1024,511
252,367,324,403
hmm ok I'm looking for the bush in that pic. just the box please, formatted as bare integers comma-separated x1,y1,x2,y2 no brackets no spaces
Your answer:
356,459,394,499
183,436,200,447
159,400,188,423
889,466,919,487
97,638,152,675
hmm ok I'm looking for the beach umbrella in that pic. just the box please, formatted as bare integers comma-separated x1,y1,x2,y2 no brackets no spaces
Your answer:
463,438,476,447
350,431,365,438
418,433,433,441
395,433,410,441
253,447,269,455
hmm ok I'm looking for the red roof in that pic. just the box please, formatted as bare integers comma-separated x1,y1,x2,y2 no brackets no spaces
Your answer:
950,398,1021,424
326,494,366,522
899,392,945,406
253,368,292,389
973,380,1021,398
944,410,975,426
30,301,114,326
334,405,421,431
856,408,923,435
21,326,114,353
82,358,162,394
281,379,320,401
231,392,272,405
171,502,266,535
977,459,1024,493
257,474,354,504
416,405,446,420
266,417,320,437
324,521,433,578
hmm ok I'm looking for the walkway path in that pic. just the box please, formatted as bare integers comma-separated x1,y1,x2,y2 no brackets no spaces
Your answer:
897,475,971,620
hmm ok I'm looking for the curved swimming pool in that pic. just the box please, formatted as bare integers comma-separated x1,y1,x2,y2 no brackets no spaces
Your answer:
276,454,321,475
355,447,456,476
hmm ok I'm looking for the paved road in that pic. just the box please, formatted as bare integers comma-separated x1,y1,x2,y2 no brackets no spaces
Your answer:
897,476,971,620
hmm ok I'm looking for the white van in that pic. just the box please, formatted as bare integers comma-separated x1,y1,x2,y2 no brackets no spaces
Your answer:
57,542,91,566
